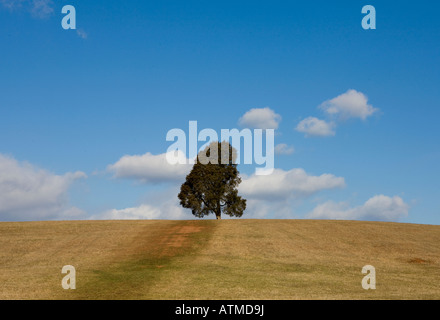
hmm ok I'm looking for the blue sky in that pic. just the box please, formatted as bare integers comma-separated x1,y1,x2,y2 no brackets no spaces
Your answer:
0,0,439,224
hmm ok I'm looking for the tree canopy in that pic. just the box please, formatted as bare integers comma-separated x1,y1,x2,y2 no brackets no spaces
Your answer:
178,141,246,219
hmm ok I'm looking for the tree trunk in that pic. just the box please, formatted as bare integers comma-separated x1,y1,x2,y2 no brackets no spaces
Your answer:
216,200,221,220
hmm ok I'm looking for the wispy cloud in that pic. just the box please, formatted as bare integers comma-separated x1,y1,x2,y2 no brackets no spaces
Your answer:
0,0,25,10
76,29,88,39
274,143,295,155
30,0,53,18
0,0,54,19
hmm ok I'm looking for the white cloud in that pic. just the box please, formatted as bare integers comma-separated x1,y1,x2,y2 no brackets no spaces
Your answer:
295,117,335,137
296,90,378,138
96,204,188,220
320,89,378,121
306,195,409,222
107,150,191,184
274,143,295,155
92,187,191,220
0,154,86,221
239,107,281,130
239,168,345,200
100,205,160,220
243,198,296,219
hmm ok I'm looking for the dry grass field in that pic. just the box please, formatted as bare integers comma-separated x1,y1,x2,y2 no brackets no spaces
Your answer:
1,219,439,300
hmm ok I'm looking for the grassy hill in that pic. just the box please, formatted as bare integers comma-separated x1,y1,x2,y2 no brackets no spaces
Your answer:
1,219,439,300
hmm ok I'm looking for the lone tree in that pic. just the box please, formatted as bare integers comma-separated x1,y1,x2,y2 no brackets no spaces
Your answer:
178,141,246,220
